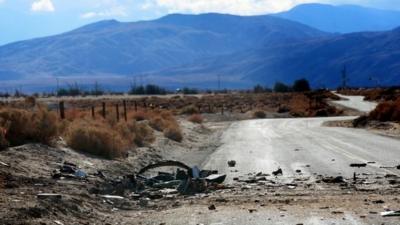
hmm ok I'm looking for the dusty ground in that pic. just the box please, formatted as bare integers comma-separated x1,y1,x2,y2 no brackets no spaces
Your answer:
0,118,227,225
1,93,400,225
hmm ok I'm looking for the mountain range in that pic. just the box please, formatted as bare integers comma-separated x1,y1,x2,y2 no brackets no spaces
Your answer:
0,3,400,91
275,3,400,33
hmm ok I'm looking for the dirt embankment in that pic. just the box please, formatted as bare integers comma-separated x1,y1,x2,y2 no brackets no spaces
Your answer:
0,117,226,225
337,87,400,101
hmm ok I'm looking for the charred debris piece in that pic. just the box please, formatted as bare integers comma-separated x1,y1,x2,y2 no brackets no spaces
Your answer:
350,163,367,168
52,161,87,180
227,160,236,167
136,160,227,195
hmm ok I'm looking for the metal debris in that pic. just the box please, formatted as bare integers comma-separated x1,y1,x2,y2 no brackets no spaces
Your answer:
37,193,62,200
272,168,283,176
381,210,400,217
350,163,367,168
228,160,236,167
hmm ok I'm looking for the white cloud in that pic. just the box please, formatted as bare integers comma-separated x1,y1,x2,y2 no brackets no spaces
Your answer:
152,0,321,15
81,5,127,19
31,0,55,12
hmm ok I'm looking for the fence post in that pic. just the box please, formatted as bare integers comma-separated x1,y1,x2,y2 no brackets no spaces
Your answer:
123,100,127,121
102,102,106,118
59,101,65,119
116,103,120,121
134,101,138,112
91,106,95,119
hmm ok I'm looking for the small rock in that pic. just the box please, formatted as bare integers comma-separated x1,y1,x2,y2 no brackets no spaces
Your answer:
216,198,228,203
228,160,236,167
208,204,216,210
139,198,150,207
248,209,257,213
272,168,283,176
372,200,385,204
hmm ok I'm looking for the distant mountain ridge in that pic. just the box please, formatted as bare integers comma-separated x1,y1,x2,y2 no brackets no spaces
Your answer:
275,3,400,33
0,13,327,86
1,5,400,91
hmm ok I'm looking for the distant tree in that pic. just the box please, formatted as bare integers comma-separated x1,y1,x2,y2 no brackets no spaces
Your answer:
253,84,264,93
273,82,290,93
57,82,82,96
182,87,198,95
91,81,104,96
129,84,167,95
253,84,272,93
145,84,167,95
293,78,311,92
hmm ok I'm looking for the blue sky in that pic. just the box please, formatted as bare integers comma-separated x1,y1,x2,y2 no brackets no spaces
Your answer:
0,0,399,46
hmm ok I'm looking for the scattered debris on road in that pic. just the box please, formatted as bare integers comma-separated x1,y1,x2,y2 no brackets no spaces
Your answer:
350,163,367,168
37,193,62,200
321,176,345,183
208,204,216,210
381,210,400,217
136,161,227,196
272,168,283,176
52,161,87,180
227,160,236,167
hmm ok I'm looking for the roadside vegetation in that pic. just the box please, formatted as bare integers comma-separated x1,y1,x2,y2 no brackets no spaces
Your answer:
0,97,183,159
0,80,347,158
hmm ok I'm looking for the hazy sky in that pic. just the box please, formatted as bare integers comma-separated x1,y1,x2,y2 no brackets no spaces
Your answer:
1,0,399,45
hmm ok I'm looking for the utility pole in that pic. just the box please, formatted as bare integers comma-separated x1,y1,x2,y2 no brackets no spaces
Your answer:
341,65,348,89
217,74,221,92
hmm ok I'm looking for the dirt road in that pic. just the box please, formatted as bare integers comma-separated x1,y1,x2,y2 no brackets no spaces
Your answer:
202,116,400,182
202,94,397,181
332,92,378,113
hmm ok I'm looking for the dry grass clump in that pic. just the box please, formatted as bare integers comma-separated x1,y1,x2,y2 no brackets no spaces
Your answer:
180,105,199,115
149,116,166,131
369,97,400,122
116,120,154,147
0,128,8,149
163,125,183,142
131,110,149,121
0,107,58,148
65,120,128,159
188,114,203,123
253,110,266,118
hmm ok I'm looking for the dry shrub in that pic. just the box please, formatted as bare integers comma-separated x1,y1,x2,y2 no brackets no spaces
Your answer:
24,96,36,107
66,109,89,121
160,110,175,119
133,123,155,147
253,110,266,118
31,108,59,145
188,114,203,123
0,107,58,147
131,110,149,121
65,120,128,159
180,105,199,115
369,98,400,122
149,116,166,131
0,127,8,149
116,121,154,147
163,125,183,142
